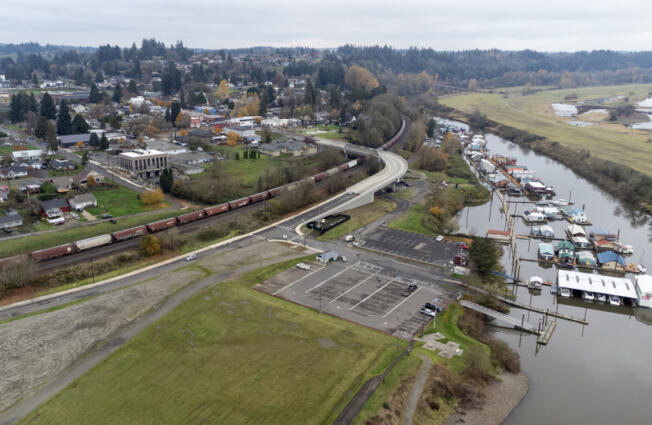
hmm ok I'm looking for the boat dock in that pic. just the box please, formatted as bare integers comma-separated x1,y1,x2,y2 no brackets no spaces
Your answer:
497,296,589,325
537,321,556,345
460,300,539,334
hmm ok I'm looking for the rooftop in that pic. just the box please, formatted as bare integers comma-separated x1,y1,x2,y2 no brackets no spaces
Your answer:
557,269,636,299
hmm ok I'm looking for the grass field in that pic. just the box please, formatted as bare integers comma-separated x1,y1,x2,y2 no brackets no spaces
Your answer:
0,210,178,258
0,144,38,155
318,198,396,241
440,83,652,175
19,271,405,425
388,204,436,235
87,186,166,217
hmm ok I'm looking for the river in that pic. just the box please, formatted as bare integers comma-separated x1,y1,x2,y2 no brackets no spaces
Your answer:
442,119,652,425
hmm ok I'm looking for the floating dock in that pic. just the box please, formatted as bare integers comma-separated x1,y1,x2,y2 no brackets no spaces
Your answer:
537,321,556,345
497,296,589,325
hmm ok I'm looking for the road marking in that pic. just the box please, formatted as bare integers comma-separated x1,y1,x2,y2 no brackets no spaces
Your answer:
350,278,395,310
272,266,324,295
329,272,376,303
306,262,359,293
382,287,422,318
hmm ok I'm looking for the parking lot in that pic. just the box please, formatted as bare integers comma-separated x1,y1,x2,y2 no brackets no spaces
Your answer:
256,260,451,339
361,227,459,267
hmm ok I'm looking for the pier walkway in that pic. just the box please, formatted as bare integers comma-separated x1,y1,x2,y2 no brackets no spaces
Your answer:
460,300,538,334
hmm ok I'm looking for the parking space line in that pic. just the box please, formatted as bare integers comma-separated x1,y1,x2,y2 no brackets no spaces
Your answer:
349,278,395,310
272,266,324,295
306,262,359,293
329,273,376,304
382,287,422,318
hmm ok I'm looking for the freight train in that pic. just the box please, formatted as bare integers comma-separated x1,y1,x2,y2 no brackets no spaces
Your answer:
3,119,406,267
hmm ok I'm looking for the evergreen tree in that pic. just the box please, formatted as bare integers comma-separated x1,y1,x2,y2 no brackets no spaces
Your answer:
28,93,38,113
179,87,186,108
56,100,72,135
164,106,171,122
112,83,122,103
169,101,181,123
31,72,39,86
74,67,85,85
99,133,109,150
89,83,102,103
89,132,100,147
127,79,138,95
46,121,58,152
159,169,174,193
71,114,89,134
426,118,436,138
304,78,315,105
95,71,104,83
243,149,248,159
35,116,49,139
9,93,23,123
131,60,142,78
40,92,57,120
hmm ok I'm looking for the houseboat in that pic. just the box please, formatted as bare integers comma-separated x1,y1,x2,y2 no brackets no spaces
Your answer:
534,206,562,220
575,251,597,268
523,210,547,223
531,225,555,239
538,243,555,261
556,240,575,267
635,275,652,308
589,227,617,241
596,251,627,272
528,276,543,291
566,224,591,249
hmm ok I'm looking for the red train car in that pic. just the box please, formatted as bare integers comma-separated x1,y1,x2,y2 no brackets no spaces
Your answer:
338,163,349,172
177,210,205,224
204,203,229,216
228,197,250,209
111,225,147,242
267,187,283,198
249,192,268,203
313,171,328,182
31,243,75,261
146,217,177,232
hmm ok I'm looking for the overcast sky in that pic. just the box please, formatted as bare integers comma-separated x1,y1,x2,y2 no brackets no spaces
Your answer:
3,0,652,51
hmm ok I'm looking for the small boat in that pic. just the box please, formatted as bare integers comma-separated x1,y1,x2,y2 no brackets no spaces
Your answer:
638,264,647,274
596,293,607,303
507,186,523,196
617,244,634,256
538,243,555,261
609,295,621,306
528,276,544,289
523,210,547,223
572,212,589,224
582,291,595,301
560,287,571,298
551,198,569,206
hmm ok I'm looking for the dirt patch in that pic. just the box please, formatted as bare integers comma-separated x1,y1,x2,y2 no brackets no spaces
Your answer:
0,267,204,412
199,240,300,274
317,338,337,348
81,210,96,221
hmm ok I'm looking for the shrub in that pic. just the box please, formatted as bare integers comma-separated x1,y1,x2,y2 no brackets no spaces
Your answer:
140,234,161,256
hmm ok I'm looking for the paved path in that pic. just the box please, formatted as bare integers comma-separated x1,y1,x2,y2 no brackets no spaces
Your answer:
402,354,432,425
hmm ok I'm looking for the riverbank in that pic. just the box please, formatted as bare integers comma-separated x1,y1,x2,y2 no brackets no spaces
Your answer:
444,372,530,425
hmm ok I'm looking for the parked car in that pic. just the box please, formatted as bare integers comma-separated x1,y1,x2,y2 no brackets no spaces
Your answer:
457,242,469,250
419,307,436,317
296,263,310,270
403,283,418,296
425,302,442,313
70,212,79,219
101,213,113,219
436,235,445,242
109,218,117,224
185,253,197,261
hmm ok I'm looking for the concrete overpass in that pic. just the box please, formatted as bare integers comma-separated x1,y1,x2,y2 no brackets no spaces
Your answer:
294,137,408,233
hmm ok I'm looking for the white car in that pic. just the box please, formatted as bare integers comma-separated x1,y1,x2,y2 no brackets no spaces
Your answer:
419,307,436,317
436,235,445,242
185,253,197,261
70,212,79,219
296,263,310,270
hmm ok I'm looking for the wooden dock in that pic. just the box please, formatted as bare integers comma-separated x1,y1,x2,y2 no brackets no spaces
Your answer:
537,321,556,345
497,296,589,325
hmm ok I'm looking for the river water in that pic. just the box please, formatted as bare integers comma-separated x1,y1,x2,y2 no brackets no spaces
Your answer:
443,120,652,425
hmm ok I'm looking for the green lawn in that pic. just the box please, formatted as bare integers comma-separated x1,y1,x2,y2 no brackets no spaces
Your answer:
388,204,436,235
0,144,38,155
19,275,405,425
0,210,178,258
318,198,396,241
87,186,166,217
440,83,652,175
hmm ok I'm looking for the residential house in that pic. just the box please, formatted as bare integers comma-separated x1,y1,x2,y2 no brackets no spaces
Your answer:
0,210,23,229
50,177,73,193
73,169,104,187
39,198,69,218
2,165,29,179
0,186,8,202
258,143,282,157
20,159,43,170
69,193,97,211
50,159,75,171
19,179,42,193
58,133,91,148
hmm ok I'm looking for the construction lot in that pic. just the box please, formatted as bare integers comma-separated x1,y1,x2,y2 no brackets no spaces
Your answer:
256,259,452,340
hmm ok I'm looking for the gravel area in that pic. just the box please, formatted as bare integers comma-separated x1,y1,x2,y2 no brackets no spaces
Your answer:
0,268,204,412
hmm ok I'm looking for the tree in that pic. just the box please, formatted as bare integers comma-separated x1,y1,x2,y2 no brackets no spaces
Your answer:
467,78,479,90
226,131,238,146
35,116,49,139
345,65,379,96
304,78,315,105
140,234,161,257
71,114,89,134
89,132,100,147
9,93,23,123
169,101,181,123
89,83,102,103
40,93,57,120
243,149,249,159
87,174,96,187
215,79,229,100
95,70,104,83
174,112,190,128
235,152,240,160
140,188,164,205
81,150,89,165
127,79,138,95
112,83,122,103
99,133,109,150
46,121,58,152
56,100,72,135
31,72,39,86
159,168,174,193
468,237,499,277
426,118,436,138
